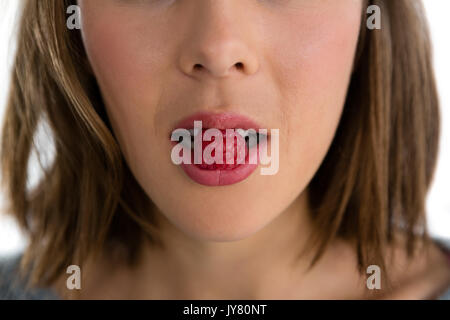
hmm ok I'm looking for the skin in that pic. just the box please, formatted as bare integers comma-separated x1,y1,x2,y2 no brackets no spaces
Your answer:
59,0,450,299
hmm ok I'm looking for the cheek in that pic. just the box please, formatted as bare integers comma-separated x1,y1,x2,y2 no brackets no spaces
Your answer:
79,6,171,165
268,6,362,174
81,8,155,98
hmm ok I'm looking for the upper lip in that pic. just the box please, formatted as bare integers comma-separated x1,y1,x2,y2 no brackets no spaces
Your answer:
170,111,267,137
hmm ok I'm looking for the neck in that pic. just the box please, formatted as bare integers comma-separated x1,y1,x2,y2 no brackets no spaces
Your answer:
64,190,319,299
133,191,314,299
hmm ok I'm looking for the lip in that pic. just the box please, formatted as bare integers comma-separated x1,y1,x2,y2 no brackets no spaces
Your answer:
169,111,268,186
170,111,266,134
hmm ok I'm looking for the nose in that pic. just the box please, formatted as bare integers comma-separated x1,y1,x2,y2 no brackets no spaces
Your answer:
177,1,260,80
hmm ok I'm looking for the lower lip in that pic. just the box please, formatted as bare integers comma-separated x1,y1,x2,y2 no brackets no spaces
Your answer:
173,139,266,187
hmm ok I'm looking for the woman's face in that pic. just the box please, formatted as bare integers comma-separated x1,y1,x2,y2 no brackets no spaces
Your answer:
78,0,363,241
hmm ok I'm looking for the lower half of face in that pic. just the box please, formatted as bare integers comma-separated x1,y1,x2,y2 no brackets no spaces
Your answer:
79,0,363,241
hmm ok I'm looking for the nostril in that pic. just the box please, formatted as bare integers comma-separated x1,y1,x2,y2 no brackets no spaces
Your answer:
193,64,203,71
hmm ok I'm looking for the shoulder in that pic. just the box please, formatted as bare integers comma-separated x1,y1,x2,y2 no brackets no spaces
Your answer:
381,235,450,300
0,252,60,300
433,238,450,300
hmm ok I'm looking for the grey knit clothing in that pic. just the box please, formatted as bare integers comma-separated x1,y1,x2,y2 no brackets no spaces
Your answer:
0,253,60,300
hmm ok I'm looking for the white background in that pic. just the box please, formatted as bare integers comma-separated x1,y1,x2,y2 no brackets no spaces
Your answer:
0,1,449,255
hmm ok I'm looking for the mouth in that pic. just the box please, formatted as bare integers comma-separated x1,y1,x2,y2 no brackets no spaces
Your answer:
169,111,269,186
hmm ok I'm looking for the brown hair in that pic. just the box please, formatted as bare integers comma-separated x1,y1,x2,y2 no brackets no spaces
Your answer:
1,0,440,289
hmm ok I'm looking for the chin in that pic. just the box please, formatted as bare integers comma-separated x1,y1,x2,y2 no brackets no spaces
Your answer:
164,205,270,243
